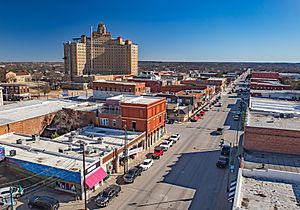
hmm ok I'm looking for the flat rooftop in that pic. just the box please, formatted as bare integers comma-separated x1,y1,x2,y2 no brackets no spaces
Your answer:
107,95,164,105
0,99,78,126
0,126,143,171
240,177,300,210
207,77,226,81
247,97,300,130
244,151,300,173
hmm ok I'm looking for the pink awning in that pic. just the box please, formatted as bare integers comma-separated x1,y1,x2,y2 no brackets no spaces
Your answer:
85,167,107,188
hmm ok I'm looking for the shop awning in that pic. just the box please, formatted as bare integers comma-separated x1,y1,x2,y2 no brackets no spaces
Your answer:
85,167,107,188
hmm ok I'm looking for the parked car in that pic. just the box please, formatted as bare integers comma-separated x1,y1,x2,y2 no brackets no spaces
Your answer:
203,107,210,111
28,196,59,210
221,145,231,156
160,141,172,151
0,185,24,199
0,197,16,210
153,146,164,158
166,119,174,124
139,159,154,171
216,156,229,168
123,167,142,183
199,110,205,116
163,139,173,147
95,184,121,207
169,134,180,143
233,114,239,121
216,128,224,135
190,116,198,122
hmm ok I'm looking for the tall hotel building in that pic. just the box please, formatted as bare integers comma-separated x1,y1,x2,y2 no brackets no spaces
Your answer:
64,22,138,79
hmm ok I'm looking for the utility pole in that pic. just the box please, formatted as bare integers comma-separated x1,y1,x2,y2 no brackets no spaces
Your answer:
10,187,14,210
81,143,87,210
123,125,128,175
227,142,232,192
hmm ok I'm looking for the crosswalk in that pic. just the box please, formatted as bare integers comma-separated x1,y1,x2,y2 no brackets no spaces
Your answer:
228,179,237,202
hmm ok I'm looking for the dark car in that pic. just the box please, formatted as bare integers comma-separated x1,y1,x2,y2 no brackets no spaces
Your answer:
95,184,121,207
216,128,224,135
123,167,142,183
221,145,231,156
28,196,59,210
216,156,229,168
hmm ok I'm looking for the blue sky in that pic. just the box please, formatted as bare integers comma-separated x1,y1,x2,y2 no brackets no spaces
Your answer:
0,0,300,62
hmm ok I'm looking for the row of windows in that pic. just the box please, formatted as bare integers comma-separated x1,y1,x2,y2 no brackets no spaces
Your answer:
100,118,116,127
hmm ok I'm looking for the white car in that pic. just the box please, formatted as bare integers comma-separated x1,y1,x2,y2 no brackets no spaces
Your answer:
139,159,153,170
169,134,180,142
160,141,172,151
203,107,210,111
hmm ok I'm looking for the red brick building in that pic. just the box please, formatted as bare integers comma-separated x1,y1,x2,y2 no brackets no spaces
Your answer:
250,82,291,90
244,97,300,155
93,80,146,100
251,71,280,80
96,95,166,149
0,83,31,101
128,78,162,93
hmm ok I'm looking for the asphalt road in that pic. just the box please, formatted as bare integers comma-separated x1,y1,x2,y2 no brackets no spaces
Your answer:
104,92,242,210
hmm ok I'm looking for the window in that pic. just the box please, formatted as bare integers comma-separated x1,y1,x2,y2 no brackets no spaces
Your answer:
112,120,116,127
100,118,109,126
132,121,136,131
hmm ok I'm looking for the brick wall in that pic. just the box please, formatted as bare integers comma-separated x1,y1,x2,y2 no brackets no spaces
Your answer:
0,113,56,135
244,126,300,155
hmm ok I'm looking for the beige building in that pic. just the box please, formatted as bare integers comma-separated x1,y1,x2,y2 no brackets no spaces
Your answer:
64,21,138,79
0,87,3,106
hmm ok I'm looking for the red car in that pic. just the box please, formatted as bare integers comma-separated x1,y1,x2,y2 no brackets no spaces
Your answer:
200,110,205,116
190,116,198,122
153,146,164,159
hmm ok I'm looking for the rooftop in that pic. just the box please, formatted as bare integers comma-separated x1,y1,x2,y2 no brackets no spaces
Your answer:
207,77,226,81
0,126,143,171
247,97,300,130
0,99,79,126
233,167,300,210
107,95,164,105
240,177,300,210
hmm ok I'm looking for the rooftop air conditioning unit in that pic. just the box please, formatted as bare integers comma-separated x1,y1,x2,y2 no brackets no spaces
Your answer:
16,139,23,144
10,150,16,156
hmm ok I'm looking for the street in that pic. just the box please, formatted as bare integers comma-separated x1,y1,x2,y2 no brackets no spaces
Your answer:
103,92,242,210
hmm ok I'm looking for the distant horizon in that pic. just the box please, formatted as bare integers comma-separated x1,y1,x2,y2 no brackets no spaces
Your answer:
1,1,300,62
1,60,300,64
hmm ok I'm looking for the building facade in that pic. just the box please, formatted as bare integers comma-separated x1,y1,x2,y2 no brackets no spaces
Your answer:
64,22,138,79
0,83,31,101
93,80,145,100
0,87,3,106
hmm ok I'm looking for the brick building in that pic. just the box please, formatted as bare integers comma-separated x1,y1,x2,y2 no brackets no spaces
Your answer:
244,97,300,155
181,77,226,92
128,78,162,93
0,83,31,101
251,71,280,80
96,95,166,149
93,80,146,100
250,82,291,90
0,100,79,136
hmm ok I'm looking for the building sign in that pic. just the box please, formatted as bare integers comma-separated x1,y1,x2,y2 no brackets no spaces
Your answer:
0,147,5,162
